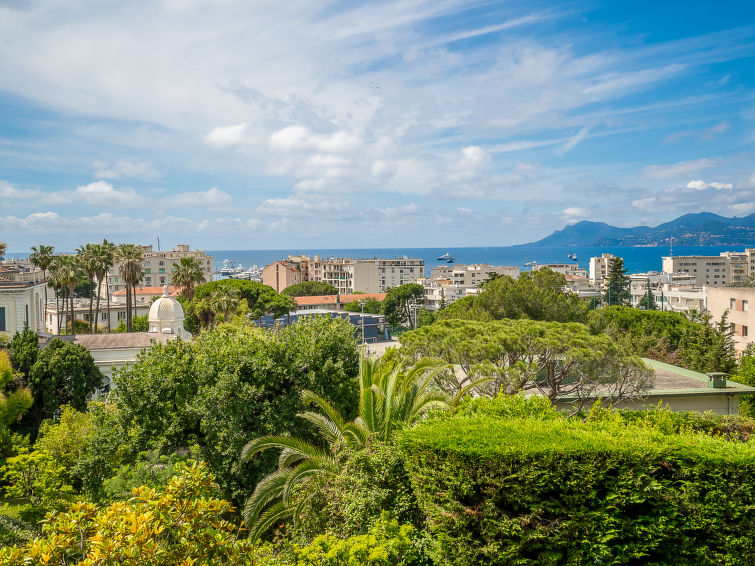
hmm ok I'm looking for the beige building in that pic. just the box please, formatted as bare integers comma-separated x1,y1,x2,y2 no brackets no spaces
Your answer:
0,264,47,336
422,279,479,311
262,260,304,293
706,286,755,354
430,264,518,286
320,259,379,294
375,258,425,290
589,253,617,286
628,272,704,312
661,249,755,288
108,244,213,294
532,263,587,278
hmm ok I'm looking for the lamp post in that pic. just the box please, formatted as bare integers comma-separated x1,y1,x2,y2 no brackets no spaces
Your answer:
359,299,366,349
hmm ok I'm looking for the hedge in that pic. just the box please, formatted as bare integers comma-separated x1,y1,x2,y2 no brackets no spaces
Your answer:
399,396,755,565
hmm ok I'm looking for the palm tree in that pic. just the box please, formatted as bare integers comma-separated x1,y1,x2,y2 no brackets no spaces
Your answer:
0,241,6,259
171,257,206,301
240,356,474,540
211,287,240,323
53,256,85,335
29,244,55,320
92,240,116,333
47,259,64,334
77,244,99,333
116,244,144,332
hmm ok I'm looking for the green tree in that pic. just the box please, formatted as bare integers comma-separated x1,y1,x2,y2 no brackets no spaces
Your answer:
0,351,32,431
95,239,117,332
281,281,339,296
211,287,241,323
383,284,424,329
0,241,5,260
241,355,459,540
400,319,652,408
35,405,95,488
7,327,39,381
439,268,588,323
1,447,69,506
116,243,144,332
29,244,55,320
638,278,657,310
52,255,86,335
603,257,630,306
731,343,755,418
171,256,206,301
27,339,102,429
113,317,360,503
187,280,285,330
342,298,383,314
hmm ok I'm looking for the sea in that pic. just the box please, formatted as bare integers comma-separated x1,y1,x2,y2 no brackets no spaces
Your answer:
6,244,751,275
205,244,752,275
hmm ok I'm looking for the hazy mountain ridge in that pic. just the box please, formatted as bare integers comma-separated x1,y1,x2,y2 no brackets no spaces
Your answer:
530,212,755,246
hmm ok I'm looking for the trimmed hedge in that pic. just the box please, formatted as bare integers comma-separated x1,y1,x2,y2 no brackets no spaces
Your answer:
399,396,755,565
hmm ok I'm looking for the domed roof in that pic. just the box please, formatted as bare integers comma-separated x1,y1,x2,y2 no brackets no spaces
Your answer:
148,286,188,337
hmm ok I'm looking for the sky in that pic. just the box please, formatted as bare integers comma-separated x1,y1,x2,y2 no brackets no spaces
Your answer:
1,0,755,251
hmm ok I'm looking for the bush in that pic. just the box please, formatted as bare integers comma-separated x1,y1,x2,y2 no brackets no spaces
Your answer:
399,395,755,565
296,513,430,566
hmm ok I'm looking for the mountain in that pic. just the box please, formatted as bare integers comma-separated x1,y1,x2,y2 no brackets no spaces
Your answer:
529,212,755,246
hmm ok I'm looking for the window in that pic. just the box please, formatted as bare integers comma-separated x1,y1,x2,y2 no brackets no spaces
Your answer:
160,277,165,284
0,306,5,331
145,269,151,274
731,298,737,309
25,305,29,326
743,325,749,337
744,300,749,312
159,261,164,266
159,268,165,274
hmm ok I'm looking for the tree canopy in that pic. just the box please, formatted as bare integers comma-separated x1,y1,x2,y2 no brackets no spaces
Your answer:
438,268,589,323
603,257,630,306
383,284,424,329
281,281,338,296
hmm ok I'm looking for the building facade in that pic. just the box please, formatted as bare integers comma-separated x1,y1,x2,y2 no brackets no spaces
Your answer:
0,264,46,336
661,249,755,287
589,253,617,286
430,264,518,286
262,260,304,293
706,285,755,354
108,244,213,294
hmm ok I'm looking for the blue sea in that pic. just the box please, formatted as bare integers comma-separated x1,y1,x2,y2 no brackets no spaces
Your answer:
7,244,751,275
205,245,752,275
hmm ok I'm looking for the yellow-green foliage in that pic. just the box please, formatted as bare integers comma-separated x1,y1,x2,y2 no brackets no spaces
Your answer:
295,513,426,566
0,350,32,427
0,462,283,565
400,394,755,565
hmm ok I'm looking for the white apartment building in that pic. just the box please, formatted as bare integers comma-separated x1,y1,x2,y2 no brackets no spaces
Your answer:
108,244,213,294
430,264,518,287
532,263,587,278
661,249,755,288
589,253,617,286
421,279,479,311
375,258,425,291
0,264,47,336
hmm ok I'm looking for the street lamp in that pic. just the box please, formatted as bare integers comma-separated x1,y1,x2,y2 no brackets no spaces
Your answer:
358,299,366,349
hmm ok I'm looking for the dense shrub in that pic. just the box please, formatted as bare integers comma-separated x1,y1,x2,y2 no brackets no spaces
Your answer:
400,395,755,565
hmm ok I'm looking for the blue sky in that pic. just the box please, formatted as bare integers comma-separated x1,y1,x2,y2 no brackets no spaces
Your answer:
1,0,755,251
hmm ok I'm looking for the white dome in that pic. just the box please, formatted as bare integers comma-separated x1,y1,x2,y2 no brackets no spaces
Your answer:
147,285,191,338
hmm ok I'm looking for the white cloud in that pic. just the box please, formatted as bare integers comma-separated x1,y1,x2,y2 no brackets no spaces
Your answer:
93,160,160,180
206,123,248,148
556,127,589,156
561,206,589,220
701,120,730,140
643,158,715,179
169,187,234,209
74,181,143,207
685,179,733,190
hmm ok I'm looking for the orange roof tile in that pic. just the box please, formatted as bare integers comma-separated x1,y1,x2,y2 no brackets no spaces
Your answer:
294,295,339,306
340,293,386,303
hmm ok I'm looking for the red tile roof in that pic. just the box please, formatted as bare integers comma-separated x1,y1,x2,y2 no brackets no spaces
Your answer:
294,295,339,306
340,293,386,303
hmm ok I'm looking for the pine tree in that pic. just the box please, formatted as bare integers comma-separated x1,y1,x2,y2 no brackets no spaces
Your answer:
638,278,657,310
603,257,630,306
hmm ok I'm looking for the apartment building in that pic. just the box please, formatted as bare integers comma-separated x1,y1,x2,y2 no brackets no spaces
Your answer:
628,272,703,311
532,263,587,278
375,258,424,291
422,279,478,311
108,244,213,293
706,286,755,354
661,249,755,287
0,264,47,335
262,260,304,293
320,259,379,294
430,264,518,286
589,253,617,286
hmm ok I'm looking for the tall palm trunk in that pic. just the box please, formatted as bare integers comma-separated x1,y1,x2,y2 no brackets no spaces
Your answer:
106,284,111,332
88,277,94,333
55,288,61,335
69,284,76,335
126,281,132,332
132,284,137,327
94,276,102,334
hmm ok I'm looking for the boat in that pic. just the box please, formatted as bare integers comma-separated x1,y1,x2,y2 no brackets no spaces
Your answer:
571,254,578,261
524,261,537,267
436,252,455,262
